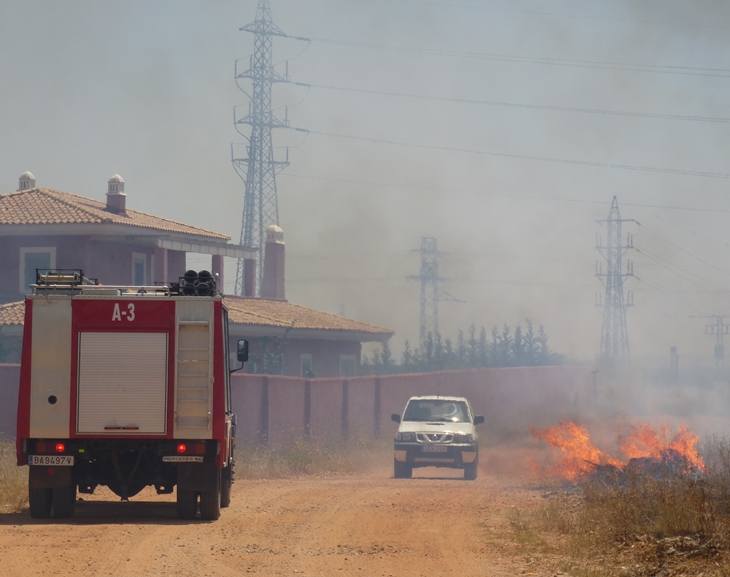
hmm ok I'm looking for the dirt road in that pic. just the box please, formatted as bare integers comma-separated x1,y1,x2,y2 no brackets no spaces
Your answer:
0,460,555,577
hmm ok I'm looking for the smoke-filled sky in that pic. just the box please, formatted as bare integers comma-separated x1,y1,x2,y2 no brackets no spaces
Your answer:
1,0,729,365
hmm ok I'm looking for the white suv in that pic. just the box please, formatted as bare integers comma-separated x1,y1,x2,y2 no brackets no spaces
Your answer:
391,396,484,481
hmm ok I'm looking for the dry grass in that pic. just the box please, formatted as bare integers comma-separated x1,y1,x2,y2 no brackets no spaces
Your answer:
235,436,390,479
0,440,27,513
507,436,730,576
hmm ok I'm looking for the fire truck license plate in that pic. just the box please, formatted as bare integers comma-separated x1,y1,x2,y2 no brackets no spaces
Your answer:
28,455,74,466
422,445,447,453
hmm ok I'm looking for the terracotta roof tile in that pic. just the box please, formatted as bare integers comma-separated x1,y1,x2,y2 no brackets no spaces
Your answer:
225,296,393,338
0,301,24,326
0,188,229,240
0,297,394,341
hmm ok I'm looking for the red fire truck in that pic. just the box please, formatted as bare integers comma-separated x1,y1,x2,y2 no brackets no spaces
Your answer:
16,270,248,520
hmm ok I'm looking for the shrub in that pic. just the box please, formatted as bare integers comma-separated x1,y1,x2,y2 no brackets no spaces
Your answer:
0,440,26,513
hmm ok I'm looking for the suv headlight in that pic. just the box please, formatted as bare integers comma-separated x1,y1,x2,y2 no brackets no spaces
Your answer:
395,432,416,441
453,433,475,443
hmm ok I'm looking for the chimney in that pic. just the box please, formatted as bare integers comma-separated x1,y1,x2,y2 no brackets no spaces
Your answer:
243,258,257,297
261,225,285,300
18,171,36,190
106,174,127,215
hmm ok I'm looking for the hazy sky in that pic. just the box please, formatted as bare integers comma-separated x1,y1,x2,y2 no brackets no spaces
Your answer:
1,0,729,365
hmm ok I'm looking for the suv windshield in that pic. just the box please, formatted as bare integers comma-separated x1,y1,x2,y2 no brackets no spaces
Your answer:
403,400,470,423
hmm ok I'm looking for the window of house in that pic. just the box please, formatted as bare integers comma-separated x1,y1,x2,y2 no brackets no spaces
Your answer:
19,247,56,293
300,354,314,378
132,253,146,286
340,355,356,378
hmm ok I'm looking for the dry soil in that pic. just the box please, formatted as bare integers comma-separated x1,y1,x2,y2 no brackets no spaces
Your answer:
0,457,558,577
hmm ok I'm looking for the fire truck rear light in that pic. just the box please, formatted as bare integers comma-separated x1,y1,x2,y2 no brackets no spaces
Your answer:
36,442,47,453
194,443,206,455
55,443,65,453
177,444,187,454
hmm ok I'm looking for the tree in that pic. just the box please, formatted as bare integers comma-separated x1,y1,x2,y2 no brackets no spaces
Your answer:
401,340,414,373
456,329,466,368
523,319,538,366
478,327,489,368
512,324,524,367
467,325,478,368
379,340,395,374
537,324,556,365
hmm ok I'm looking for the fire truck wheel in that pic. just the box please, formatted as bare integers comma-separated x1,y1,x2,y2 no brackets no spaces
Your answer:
220,467,232,509
29,487,53,518
52,484,77,518
176,489,198,520
200,486,221,521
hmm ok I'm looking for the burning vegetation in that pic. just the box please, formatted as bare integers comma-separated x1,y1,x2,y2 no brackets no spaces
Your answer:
517,424,730,576
530,421,704,483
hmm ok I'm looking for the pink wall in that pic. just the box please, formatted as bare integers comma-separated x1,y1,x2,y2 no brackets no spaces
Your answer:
1,364,596,443
266,375,306,446
229,366,596,444
229,336,362,379
309,378,344,441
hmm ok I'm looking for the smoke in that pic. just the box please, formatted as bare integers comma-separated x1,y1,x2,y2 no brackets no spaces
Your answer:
1,0,729,366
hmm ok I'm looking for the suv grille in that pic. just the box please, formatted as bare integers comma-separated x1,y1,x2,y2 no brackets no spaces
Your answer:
417,433,453,443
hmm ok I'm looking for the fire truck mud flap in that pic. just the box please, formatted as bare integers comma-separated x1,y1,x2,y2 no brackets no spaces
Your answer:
177,463,220,493
30,466,73,489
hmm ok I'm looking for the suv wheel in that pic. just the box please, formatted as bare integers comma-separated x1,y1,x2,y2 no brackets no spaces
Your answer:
464,458,478,481
394,459,412,479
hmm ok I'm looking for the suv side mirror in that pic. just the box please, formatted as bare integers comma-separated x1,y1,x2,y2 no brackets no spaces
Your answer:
474,415,485,425
391,413,401,423
237,339,249,363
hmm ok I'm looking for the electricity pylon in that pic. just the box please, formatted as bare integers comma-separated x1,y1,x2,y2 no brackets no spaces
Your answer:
700,315,729,368
596,197,636,365
408,237,462,349
232,0,298,296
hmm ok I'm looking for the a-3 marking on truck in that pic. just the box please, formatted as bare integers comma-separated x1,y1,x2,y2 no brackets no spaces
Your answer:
111,302,136,322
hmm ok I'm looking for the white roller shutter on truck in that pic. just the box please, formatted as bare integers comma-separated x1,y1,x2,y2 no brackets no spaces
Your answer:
77,332,169,434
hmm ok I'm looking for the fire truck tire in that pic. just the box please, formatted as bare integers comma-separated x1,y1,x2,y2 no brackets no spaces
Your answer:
464,459,478,481
220,467,232,509
176,489,198,520
52,484,77,518
394,459,412,479
28,487,53,518
200,474,221,521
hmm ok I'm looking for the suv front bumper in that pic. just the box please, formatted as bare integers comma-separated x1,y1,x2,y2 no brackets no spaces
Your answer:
394,441,477,468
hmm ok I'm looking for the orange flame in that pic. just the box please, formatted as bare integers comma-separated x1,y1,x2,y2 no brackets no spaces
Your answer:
531,421,623,482
621,423,704,472
532,421,705,482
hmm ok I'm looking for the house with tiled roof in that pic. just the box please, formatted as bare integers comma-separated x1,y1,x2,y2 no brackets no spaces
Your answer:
0,174,393,375
226,296,392,377
0,171,254,303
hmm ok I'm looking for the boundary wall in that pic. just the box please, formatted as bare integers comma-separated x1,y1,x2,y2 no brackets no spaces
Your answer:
0,364,596,442
231,366,596,445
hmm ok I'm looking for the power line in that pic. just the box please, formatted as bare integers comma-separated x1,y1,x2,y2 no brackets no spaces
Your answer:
392,0,727,30
308,37,730,79
638,222,730,273
281,173,730,213
304,130,730,180
296,82,730,124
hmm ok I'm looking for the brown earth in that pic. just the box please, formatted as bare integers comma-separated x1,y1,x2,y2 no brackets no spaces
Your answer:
0,453,562,577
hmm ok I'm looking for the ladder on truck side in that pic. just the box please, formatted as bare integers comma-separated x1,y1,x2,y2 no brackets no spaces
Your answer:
175,302,214,433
